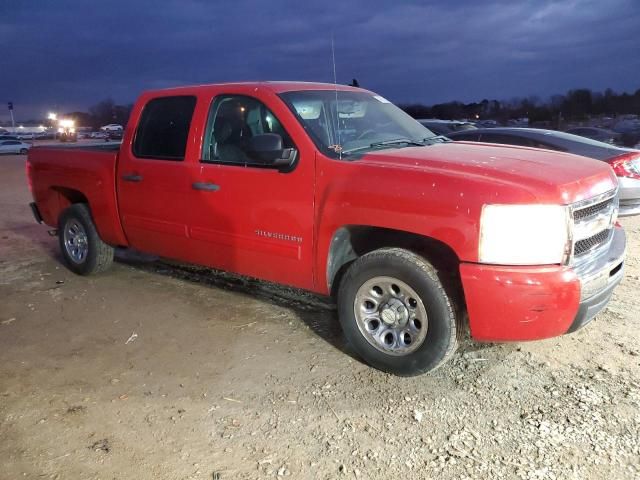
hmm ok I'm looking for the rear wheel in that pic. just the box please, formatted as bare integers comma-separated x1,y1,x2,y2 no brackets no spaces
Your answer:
58,204,114,275
337,248,459,376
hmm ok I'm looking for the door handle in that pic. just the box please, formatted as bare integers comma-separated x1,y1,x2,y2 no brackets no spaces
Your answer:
121,173,143,182
192,182,220,192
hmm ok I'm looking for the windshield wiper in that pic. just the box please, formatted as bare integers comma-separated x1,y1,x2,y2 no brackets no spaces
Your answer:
342,138,425,155
423,135,451,143
372,138,426,147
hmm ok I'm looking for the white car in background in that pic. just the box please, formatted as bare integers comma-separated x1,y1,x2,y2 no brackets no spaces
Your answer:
100,124,123,132
0,140,31,154
15,132,36,140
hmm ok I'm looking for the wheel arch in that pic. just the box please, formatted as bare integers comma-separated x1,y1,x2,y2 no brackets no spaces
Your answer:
326,225,463,299
46,186,127,247
52,186,90,209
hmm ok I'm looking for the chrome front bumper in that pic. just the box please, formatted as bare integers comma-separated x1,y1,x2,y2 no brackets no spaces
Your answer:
567,226,626,333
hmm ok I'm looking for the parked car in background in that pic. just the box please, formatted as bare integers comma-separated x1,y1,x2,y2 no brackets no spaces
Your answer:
612,119,640,147
448,128,640,216
0,135,19,141
106,130,123,141
476,119,499,128
613,118,640,132
76,128,92,139
507,118,529,127
15,132,36,140
566,127,621,145
90,131,108,139
0,139,31,154
417,119,477,136
100,124,123,132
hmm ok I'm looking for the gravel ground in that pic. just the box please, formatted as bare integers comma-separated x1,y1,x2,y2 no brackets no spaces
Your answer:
1,152,639,480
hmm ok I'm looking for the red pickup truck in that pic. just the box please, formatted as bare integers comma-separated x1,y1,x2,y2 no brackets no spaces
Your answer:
27,82,626,375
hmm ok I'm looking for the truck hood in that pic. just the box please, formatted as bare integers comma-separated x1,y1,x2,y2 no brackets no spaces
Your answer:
357,141,618,204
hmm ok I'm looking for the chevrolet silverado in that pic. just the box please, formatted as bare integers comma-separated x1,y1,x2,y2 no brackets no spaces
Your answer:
26,82,626,375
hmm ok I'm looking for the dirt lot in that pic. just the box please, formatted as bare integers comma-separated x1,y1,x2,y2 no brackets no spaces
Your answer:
1,152,639,480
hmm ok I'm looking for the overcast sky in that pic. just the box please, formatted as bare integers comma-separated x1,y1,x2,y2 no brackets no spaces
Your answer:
1,0,639,121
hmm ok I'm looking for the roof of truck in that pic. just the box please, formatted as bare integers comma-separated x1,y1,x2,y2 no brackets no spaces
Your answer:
144,81,366,96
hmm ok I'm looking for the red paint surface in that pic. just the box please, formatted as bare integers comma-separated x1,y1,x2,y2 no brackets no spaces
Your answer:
26,82,621,341
460,263,581,341
27,148,127,247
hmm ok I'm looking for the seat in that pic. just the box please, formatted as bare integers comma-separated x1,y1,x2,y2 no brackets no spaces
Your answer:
212,101,253,163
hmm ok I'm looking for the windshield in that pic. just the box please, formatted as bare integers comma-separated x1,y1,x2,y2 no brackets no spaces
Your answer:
279,90,438,158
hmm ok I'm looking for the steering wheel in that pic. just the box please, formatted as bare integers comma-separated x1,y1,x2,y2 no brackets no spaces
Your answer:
356,129,377,140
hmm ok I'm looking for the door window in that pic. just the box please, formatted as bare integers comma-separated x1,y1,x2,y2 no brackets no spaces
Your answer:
133,96,197,160
202,95,295,167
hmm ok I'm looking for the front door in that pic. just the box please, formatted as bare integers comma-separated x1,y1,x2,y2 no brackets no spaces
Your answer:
187,93,315,289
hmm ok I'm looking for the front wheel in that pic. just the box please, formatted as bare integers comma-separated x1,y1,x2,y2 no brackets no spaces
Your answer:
58,204,114,275
19,148,28,154
337,248,460,376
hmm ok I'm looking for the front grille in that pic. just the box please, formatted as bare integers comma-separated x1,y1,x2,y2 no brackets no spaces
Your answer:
573,198,614,222
571,191,617,261
574,229,611,256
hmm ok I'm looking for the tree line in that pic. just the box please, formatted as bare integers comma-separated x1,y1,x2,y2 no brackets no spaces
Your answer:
64,99,133,129
400,87,640,125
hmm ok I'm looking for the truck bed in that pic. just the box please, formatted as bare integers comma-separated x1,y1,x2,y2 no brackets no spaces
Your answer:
27,144,128,247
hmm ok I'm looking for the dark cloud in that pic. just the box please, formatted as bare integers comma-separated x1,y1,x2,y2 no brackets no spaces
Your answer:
1,0,639,120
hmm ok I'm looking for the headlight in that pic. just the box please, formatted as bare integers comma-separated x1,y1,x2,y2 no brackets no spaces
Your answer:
479,204,570,265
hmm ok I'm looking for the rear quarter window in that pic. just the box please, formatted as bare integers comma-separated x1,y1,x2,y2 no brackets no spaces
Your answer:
133,96,197,160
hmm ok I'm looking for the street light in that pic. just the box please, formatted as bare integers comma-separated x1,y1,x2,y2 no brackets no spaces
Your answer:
47,113,58,138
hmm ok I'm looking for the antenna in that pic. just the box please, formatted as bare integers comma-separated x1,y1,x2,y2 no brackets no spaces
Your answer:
331,33,342,160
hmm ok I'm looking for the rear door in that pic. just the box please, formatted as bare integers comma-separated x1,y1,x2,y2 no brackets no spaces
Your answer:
187,91,316,289
116,95,199,259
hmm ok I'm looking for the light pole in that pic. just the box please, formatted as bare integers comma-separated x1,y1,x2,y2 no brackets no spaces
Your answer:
8,102,15,131
48,112,57,139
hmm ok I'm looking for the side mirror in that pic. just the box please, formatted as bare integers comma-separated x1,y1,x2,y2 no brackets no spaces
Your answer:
246,133,296,168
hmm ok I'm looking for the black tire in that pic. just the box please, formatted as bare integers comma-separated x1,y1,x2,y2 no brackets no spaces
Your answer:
58,204,114,275
337,248,460,376
19,148,28,155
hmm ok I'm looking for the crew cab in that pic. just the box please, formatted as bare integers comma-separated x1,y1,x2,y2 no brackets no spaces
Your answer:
26,82,626,375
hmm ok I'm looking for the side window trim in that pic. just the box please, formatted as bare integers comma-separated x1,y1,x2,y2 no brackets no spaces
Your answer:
200,94,298,172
